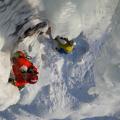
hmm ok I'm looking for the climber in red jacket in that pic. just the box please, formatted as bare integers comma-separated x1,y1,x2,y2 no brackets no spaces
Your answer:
9,51,39,90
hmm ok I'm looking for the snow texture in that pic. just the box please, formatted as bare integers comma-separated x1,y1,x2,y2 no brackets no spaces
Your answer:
0,0,119,120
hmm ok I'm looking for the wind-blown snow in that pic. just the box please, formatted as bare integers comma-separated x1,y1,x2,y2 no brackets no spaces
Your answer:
44,0,118,39
0,0,119,120
88,1,120,119
0,51,20,111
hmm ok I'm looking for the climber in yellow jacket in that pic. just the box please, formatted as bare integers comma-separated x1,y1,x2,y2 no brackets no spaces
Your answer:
46,27,76,54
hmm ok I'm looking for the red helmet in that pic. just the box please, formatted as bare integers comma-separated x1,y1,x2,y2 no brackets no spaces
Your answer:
13,51,26,58
12,51,26,63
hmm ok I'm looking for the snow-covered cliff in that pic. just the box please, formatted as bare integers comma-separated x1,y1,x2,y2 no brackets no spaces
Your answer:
0,0,119,120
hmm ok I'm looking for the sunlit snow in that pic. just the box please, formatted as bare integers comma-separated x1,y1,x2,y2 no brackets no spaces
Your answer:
0,0,119,120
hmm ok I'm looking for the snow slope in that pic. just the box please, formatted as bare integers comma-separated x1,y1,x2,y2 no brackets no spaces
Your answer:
0,0,119,120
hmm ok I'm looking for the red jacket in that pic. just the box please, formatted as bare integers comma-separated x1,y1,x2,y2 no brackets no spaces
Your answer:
12,57,38,87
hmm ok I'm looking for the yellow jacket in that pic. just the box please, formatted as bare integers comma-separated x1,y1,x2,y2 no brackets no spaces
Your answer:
54,37,74,53
59,43,74,53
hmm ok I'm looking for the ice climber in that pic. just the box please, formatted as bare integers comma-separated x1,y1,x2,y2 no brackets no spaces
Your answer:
9,51,39,90
46,27,76,54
